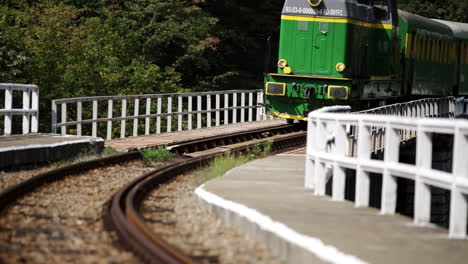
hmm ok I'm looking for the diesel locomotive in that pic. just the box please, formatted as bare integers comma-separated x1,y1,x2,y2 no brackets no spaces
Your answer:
264,0,468,122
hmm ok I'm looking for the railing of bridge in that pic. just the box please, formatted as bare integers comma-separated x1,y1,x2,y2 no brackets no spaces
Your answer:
51,90,271,139
305,97,468,238
0,83,39,136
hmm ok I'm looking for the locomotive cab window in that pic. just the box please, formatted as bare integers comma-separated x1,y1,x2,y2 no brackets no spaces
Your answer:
372,0,389,20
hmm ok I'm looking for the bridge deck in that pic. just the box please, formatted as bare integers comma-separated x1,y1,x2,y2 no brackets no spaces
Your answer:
0,134,103,170
196,151,468,264
105,120,284,152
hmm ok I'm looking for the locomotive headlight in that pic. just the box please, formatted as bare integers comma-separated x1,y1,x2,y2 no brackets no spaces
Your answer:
336,63,346,72
278,59,288,68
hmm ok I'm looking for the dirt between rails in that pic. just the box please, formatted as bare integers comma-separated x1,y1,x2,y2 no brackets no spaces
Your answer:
0,159,283,264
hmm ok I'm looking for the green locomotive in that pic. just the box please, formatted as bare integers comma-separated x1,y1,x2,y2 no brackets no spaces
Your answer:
264,0,468,122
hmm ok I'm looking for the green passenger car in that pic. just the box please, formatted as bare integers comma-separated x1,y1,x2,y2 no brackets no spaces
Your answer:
264,0,467,121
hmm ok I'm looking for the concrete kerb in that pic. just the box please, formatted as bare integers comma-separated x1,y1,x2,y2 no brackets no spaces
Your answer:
194,164,366,264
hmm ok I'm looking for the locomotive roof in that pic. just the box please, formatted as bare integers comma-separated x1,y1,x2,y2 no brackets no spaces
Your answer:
432,19,468,40
398,10,453,36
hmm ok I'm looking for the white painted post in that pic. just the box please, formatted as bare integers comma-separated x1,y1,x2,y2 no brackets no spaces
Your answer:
414,128,432,225
224,93,229,125
449,128,468,238
178,96,183,131
197,95,202,129
215,94,220,127
4,86,12,135
248,92,253,122
156,97,162,134
61,103,67,135
241,92,245,123
304,117,316,189
332,122,347,201
22,90,30,134
31,88,39,133
314,120,327,196
356,122,372,207
207,95,212,128
52,101,57,134
120,99,127,138
232,93,237,124
381,126,400,214
92,100,98,138
167,96,172,133
133,99,139,137
188,96,193,130
256,92,262,121
107,100,113,140
145,98,151,135
77,102,82,136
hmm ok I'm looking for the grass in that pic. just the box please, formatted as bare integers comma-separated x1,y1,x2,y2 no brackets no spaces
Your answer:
140,147,175,167
196,140,274,185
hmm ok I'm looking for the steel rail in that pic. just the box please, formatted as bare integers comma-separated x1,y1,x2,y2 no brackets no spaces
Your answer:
107,132,307,264
0,123,297,214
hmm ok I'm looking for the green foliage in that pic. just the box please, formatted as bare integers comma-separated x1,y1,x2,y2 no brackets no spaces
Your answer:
196,154,250,185
197,140,274,185
140,147,175,167
102,146,118,156
398,0,468,23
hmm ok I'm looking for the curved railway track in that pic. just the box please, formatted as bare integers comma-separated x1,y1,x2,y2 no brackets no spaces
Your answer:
0,123,306,263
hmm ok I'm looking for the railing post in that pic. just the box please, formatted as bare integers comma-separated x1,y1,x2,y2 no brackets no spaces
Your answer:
51,101,57,134
414,128,432,225
61,103,67,135
449,127,468,238
224,93,229,125
232,93,237,124
207,95,212,128
107,100,113,140
215,94,220,127
304,117,316,189
178,96,183,132
120,99,127,138
356,121,371,207
248,92,253,122
77,102,82,136
4,86,12,135
167,96,172,133
314,120,327,196
22,90,30,134
332,121,347,201
157,97,162,134
241,92,245,123
146,98,151,135
92,100,98,137
381,125,400,214
188,96,192,130
256,92,262,121
31,88,39,133
197,95,202,129
133,99,139,137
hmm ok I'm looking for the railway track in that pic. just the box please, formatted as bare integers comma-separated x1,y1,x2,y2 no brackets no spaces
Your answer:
0,123,306,263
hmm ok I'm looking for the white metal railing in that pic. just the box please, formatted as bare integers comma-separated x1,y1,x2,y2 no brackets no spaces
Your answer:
305,100,468,239
0,83,39,135
350,97,464,153
51,90,271,139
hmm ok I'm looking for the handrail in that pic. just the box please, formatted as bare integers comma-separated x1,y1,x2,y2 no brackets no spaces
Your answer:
305,97,468,239
51,90,271,139
0,83,39,135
